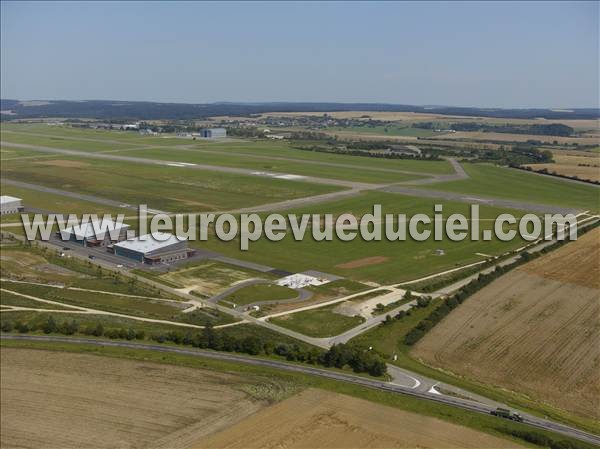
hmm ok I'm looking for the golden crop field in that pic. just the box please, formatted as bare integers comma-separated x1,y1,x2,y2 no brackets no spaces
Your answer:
413,228,600,420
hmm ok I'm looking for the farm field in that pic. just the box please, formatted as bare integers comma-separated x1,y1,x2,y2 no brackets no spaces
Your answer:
412,228,600,421
0,155,342,213
258,111,600,130
0,348,275,449
199,191,527,284
420,163,600,211
200,388,524,449
429,130,599,145
526,150,600,182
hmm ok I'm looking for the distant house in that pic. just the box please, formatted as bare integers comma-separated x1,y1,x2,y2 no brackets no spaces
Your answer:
0,195,23,215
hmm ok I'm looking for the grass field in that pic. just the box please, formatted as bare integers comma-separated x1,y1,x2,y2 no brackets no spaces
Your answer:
1,123,456,175
526,150,600,183
224,283,297,306
1,155,342,213
0,244,239,326
199,191,527,284
0,130,142,152
0,184,127,217
114,147,427,184
145,260,275,297
413,229,600,422
421,163,600,211
270,303,365,337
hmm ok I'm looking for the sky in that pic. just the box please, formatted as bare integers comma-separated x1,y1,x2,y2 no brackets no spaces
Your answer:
1,1,598,108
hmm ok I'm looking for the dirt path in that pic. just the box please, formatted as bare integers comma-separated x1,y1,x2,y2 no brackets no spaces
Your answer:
0,288,243,329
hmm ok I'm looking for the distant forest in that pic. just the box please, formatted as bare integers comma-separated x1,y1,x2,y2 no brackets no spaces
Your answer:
1,99,598,121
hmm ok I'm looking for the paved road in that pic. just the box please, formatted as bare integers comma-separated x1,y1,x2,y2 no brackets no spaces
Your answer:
401,157,469,185
2,335,598,446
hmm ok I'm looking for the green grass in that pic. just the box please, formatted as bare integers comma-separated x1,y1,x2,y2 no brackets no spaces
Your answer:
270,304,364,338
422,163,600,211
0,184,128,217
2,281,238,326
224,283,297,306
0,130,142,152
112,148,423,183
199,191,527,284
1,155,343,213
0,290,72,310
114,147,427,184
2,123,455,175
1,339,594,449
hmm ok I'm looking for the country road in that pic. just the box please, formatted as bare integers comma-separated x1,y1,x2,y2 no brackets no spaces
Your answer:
1,335,598,447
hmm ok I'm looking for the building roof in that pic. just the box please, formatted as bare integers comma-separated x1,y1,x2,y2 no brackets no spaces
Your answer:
0,195,22,204
114,232,185,254
61,219,129,240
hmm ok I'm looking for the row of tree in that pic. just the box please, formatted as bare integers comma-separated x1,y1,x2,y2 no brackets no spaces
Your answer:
0,317,145,341
0,317,387,377
151,326,387,377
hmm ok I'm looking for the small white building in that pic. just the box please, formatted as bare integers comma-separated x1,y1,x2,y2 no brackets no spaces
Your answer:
59,219,129,247
0,195,23,215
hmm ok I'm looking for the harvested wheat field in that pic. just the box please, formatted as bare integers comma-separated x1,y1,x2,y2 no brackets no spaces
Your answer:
413,229,600,419
526,151,600,182
197,388,523,449
0,348,274,449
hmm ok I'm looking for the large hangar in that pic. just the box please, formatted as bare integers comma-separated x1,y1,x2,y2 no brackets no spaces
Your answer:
113,232,190,264
59,219,129,247
0,195,23,215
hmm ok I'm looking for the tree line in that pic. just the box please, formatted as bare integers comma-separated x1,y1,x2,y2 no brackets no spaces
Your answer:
0,317,387,377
